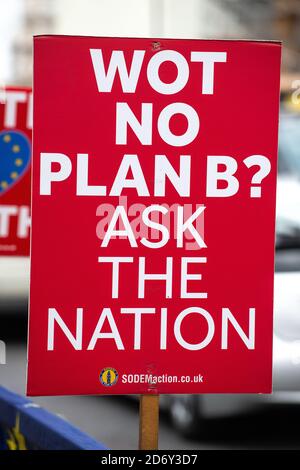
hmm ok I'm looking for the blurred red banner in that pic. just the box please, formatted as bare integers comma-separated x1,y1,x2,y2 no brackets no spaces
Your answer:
0,87,32,256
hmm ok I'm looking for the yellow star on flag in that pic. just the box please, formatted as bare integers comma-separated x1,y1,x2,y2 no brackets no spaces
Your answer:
15,158,23,167
3,134,11,143
12,145,20,153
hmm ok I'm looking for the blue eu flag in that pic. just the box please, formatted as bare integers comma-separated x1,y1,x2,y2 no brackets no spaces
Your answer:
0,130,31,195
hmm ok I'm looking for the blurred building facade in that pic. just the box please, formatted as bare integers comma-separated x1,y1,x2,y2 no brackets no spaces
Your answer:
12,0,55,85
2,0,300,86
217,0,300,73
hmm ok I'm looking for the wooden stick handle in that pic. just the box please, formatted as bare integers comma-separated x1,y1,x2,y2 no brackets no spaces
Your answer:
139,394,159,450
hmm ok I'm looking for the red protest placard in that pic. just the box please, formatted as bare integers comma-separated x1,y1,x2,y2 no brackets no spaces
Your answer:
27,36,281,396
0,87,32,256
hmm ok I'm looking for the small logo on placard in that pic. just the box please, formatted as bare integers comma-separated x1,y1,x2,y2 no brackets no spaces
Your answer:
100,367,118,387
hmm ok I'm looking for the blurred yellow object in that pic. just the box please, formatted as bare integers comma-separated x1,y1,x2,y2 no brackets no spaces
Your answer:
283,94,300,113
280,72,300,113
6,414,27,450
